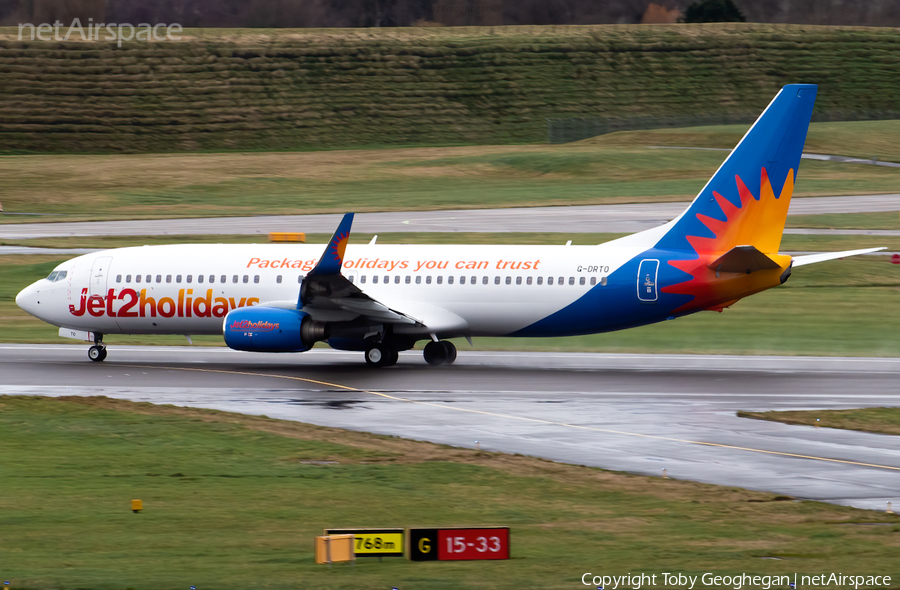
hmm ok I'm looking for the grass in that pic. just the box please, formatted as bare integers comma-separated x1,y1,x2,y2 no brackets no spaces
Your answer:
1,395,898,590
1,231,897,354
737,408,900,437
588,120,900,163
1,24,900,154
0,134,898,222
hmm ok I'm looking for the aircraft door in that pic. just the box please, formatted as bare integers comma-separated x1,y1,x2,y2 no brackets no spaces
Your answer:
89,256,113,296
637,259,659,303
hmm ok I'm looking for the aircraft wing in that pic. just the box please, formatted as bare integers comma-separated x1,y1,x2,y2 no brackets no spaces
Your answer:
792,247,886,267
295,213,424,326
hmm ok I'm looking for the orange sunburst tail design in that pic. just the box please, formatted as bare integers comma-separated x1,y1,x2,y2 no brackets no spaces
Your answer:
653,84,816,314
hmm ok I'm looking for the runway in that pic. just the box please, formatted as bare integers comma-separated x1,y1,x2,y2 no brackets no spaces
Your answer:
1,194,897,238
2,344,898,513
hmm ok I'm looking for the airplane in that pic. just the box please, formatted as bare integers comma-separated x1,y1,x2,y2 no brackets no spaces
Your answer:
15,84,883,367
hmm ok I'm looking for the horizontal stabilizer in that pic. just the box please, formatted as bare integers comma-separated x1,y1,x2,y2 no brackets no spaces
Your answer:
708,245,781,274
792,247,886,267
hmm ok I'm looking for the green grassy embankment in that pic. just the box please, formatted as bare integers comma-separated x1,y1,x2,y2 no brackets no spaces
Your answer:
1,24,899,154
1,122,898,220
1,395,898,590
738,408,900,436
2,231,897,354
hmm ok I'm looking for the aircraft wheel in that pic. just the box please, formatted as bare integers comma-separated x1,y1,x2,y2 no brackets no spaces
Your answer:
423,341,448,366
364,343,388,368
383,349,399,367
441,341,457,365
88,345,107,362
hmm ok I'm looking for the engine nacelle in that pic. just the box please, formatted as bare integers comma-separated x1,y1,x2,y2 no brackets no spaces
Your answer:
223,307,328,353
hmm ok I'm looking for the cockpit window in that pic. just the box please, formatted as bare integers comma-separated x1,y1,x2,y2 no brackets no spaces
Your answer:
46,270,67,282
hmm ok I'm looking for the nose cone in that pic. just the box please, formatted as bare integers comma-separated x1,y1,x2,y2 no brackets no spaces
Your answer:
15,281,41,316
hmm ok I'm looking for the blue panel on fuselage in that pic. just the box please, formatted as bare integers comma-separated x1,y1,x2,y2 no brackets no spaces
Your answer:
511,250,694,338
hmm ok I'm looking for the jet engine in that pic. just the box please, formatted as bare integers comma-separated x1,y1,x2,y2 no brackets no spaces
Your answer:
223,307,328,353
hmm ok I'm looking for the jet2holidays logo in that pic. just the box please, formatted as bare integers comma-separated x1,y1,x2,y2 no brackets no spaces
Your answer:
18,18,183,47
580,572,893,589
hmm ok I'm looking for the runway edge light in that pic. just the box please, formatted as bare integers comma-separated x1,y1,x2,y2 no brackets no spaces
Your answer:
131,499,142,513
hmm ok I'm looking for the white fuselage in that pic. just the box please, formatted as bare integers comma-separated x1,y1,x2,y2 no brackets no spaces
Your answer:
16,238,653,339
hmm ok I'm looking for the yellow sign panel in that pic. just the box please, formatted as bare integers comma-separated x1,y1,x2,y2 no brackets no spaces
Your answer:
353,533,403,555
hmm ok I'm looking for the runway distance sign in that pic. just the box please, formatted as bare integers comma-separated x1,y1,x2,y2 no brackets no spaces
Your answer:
407,527,509,561
324,528,404,557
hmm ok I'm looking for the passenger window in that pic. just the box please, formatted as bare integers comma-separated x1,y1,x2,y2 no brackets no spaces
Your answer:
242,275,248,283
298,275,304,283
136,275,142,283
221,275,226,283
601,276,608,286
494,276,500,285
482,276,488,285
547,277,553,285
405,276,411,284
590,277,597,286
276,275,282,284
569,277,575,285
186,275,192,283
348,275,355,284
233,275,239,283
537,276,543,285
426,276,432,284
198,275,204,283
146,275,151,283
176,275,182,283
459,276,465,285
394,276,400,284
254,275,259,284
156,275,162,283
166,275,172,283
558,277,564,285
448,276,453,284
373,276,379,284
209,275,214,283
384,275,389,284
416,276,422,284
580,277,586,285
437,276,443,284
526,277,532,285
361,275,366,284
116,275,122,283
516,277,522,285
505,277,511,285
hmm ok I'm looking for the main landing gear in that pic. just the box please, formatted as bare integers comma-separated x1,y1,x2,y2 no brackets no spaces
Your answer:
88,333,107,362
363,339,457,367
423,340,457,366
364,342,400,368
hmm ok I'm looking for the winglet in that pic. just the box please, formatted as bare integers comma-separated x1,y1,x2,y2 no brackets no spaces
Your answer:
308,213,354,276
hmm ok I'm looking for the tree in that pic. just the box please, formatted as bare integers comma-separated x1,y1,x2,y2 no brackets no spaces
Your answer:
683,0,746,23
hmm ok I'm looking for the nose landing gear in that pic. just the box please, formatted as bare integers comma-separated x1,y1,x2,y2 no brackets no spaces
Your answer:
88,334,107,362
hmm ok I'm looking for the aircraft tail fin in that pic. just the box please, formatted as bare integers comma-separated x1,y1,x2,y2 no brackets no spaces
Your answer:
657,84,817,256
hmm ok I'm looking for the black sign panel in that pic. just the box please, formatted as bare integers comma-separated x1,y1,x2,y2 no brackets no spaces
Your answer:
406,528,438,561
